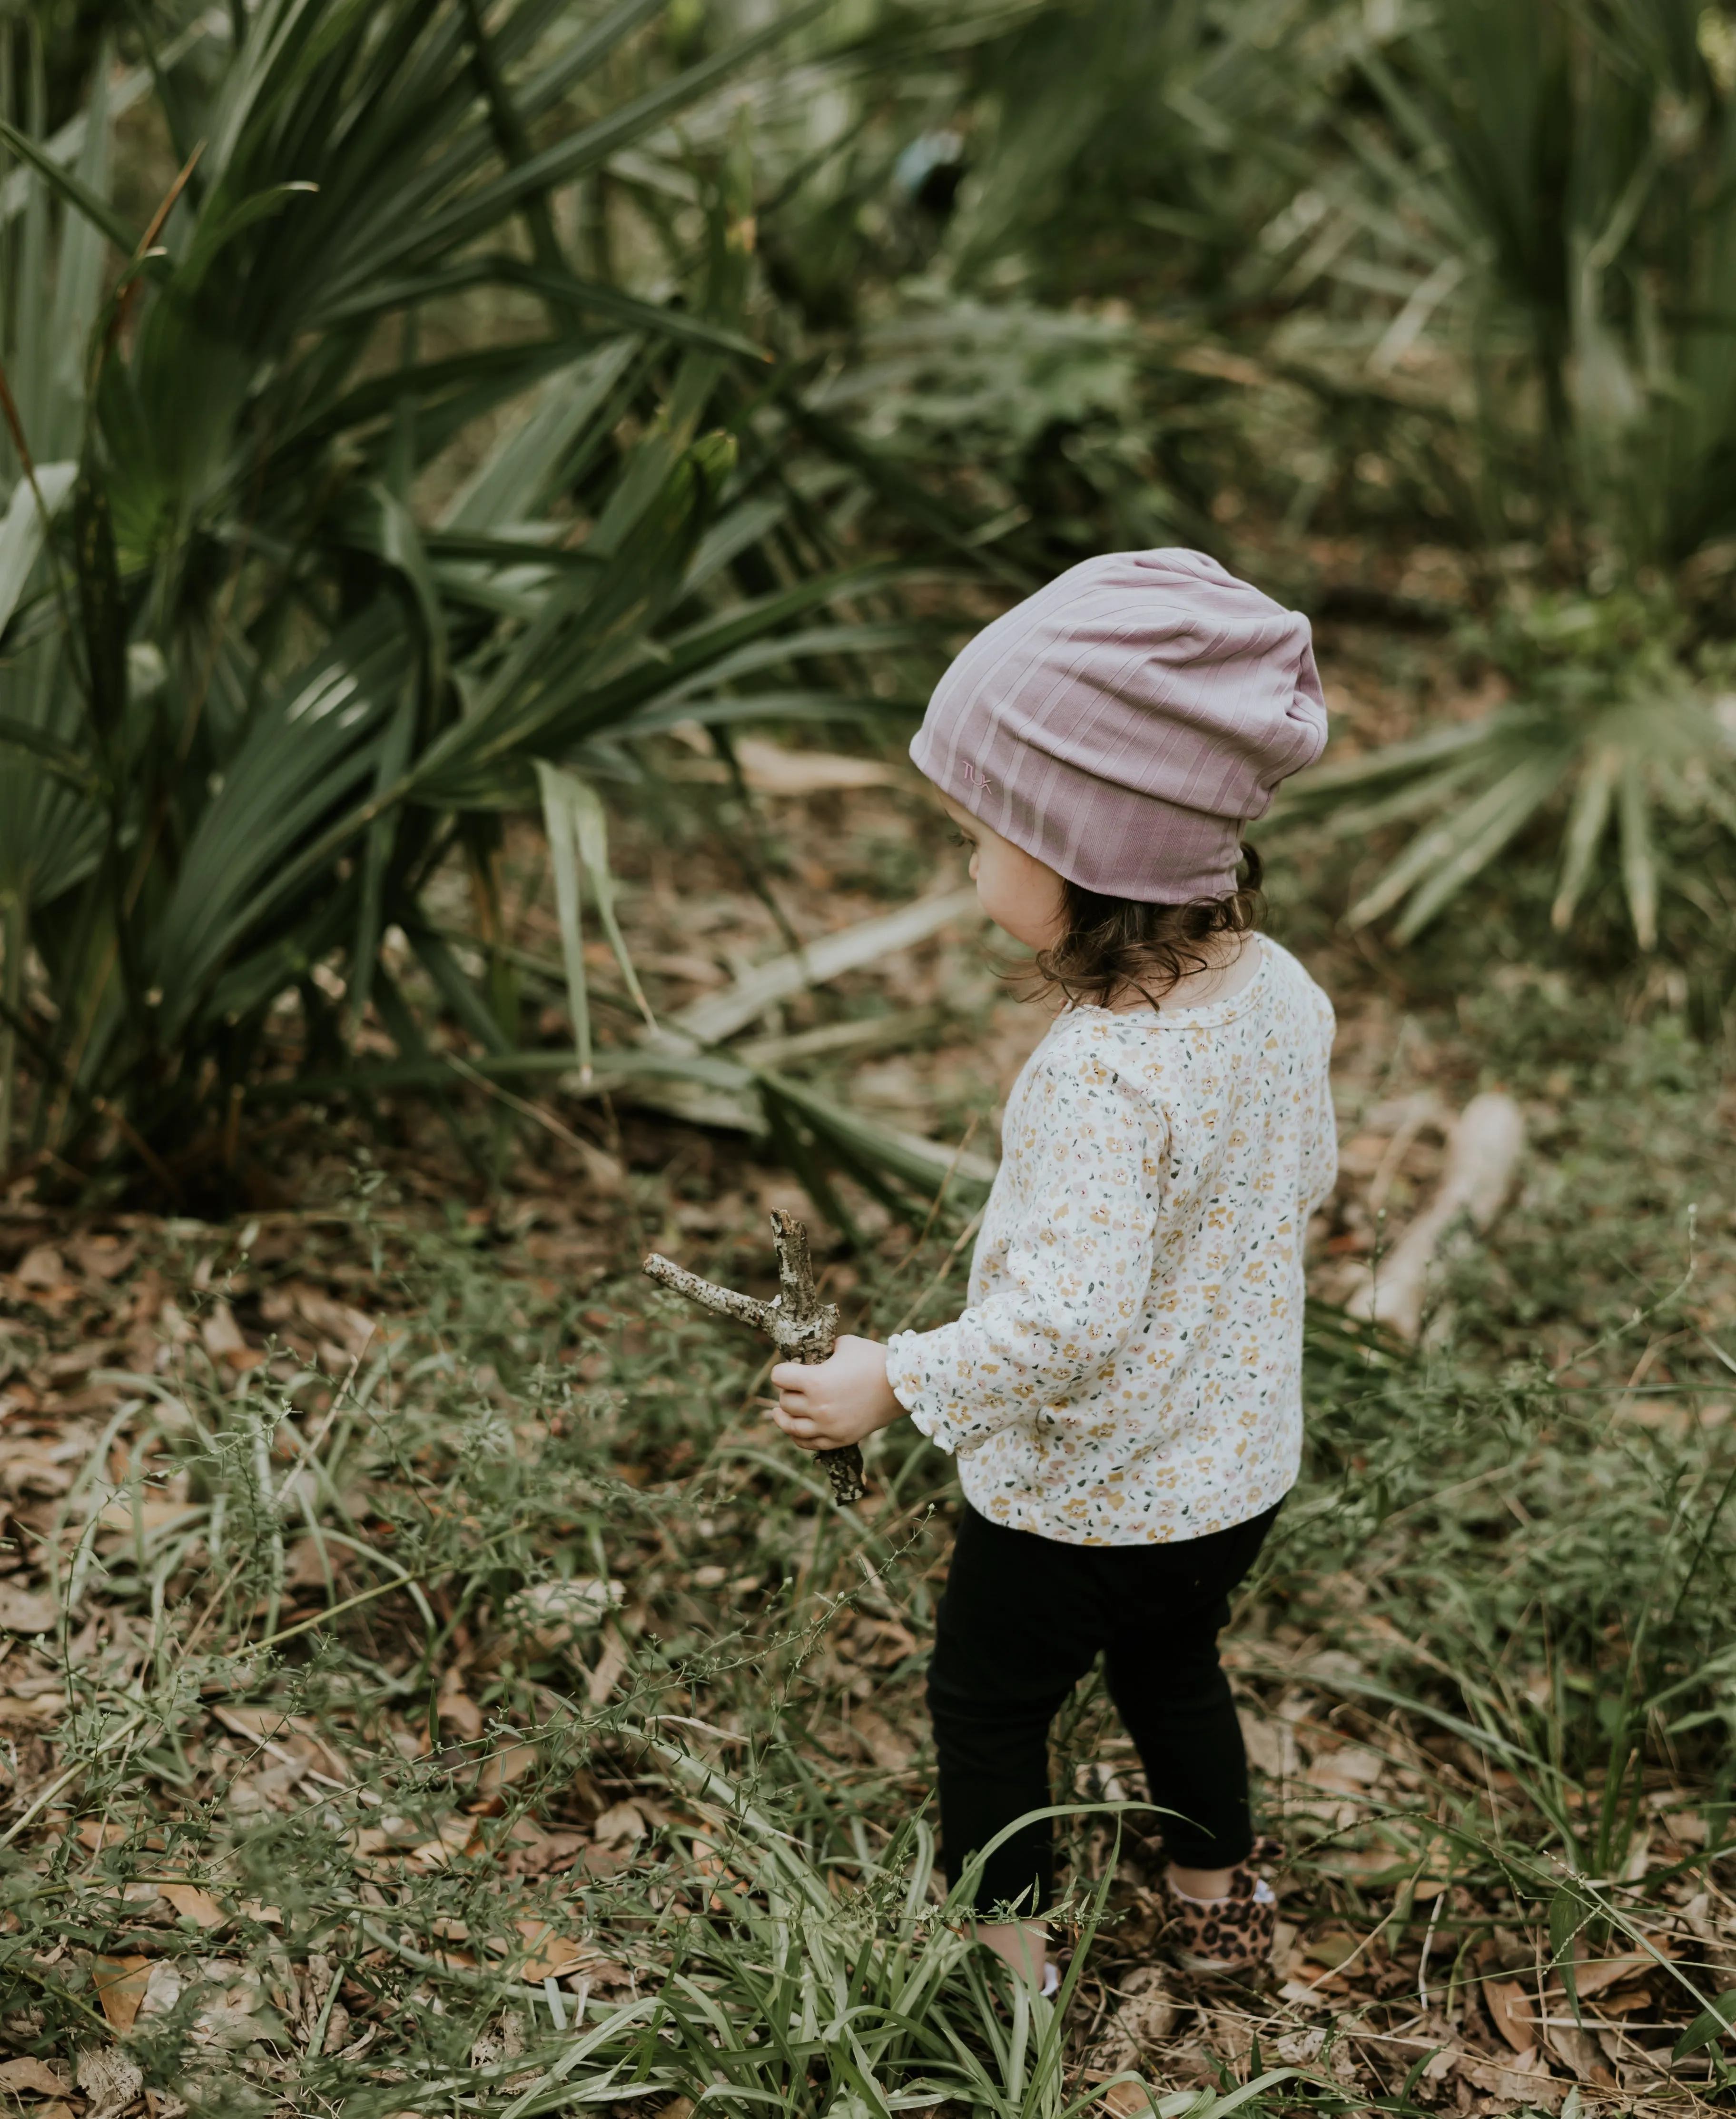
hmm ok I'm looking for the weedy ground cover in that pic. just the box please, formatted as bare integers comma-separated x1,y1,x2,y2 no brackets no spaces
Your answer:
5,2,1736,2109
1,731,1733,2116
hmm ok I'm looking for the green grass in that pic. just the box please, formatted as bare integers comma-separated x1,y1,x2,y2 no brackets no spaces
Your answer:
8,4,1736,2105
1,962,1734,2112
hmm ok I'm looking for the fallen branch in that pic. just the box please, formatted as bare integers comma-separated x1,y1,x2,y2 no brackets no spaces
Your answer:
644,1210,865,1505
1346,1090,1526,1340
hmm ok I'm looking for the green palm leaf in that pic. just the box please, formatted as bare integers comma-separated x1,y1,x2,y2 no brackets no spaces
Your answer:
1257,0,1736,951
1,2,976,1227
1290,613,1736,946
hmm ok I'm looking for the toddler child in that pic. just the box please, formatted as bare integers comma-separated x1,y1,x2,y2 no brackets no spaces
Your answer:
770,549,1337,1986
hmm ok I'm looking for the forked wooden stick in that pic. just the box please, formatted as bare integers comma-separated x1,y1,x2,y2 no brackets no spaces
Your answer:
643,1210,866,1505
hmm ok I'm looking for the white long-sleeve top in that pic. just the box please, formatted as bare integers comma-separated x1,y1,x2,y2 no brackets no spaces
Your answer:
885,939,1337,1545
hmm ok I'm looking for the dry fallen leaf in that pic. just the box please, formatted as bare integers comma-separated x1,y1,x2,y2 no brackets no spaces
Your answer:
509,1829,589,1876
0,1584,57,1634
0,1687,66,1728
211,1702,295,1743
1540,2018,1614,2085
1309,1743,1386,1793
478,1739,539,1792
15,1246,66,1289
1100,2080,1159,2118
261,1283,378,1360
848,1707,913,1772
437,1665,484,1742
851,1615,918,1666
1465,2049,1560,2109
509,1918,630,1986
0,2057,73,2094
284,1535,330,1588
508,1576,625,1650
71,1235,138,1281
587,1626,630,1706
1552,1952,1656,2002
513,1919,588,1982
93,1954,154,2034
93,1498,200,1537
43,1341,121,1381
0,1446,72,1499
1242,1713,1299,1779
199,1302,249,1361
1484,1975,1538,2054
592,1800,646,1848
732,738,898,796
1113,1965,1178,2046
404,1813,482,1868
78,2056,144,2119
662,728,898,795
158,1881,225,1929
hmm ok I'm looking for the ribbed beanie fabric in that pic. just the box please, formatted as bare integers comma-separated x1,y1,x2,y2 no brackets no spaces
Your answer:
910,549,1327,903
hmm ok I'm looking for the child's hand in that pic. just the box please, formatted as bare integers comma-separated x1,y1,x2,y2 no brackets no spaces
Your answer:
769,1335,905,1453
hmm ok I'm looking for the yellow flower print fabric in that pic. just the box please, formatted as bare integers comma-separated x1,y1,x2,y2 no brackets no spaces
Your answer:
885,939,1336,1545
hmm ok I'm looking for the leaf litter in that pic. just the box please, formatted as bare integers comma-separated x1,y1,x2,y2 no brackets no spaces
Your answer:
1,722,1735,2118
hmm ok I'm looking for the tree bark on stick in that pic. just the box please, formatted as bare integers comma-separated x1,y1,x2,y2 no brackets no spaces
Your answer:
642,1209,866,1505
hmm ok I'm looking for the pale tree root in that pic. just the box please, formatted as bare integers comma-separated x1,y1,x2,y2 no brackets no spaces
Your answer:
1345,1091,1526,1342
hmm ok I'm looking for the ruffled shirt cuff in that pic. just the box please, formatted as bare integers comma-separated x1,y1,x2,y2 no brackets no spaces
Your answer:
885,1327,968,1455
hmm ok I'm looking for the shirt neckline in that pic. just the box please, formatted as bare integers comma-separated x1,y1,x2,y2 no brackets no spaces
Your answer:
1064,937,1274,1030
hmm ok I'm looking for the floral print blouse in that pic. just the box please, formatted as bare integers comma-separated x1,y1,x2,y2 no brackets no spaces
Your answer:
885,939,1337,1545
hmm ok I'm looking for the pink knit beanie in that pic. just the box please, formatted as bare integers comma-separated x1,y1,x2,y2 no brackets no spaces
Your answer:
910,548,1327,903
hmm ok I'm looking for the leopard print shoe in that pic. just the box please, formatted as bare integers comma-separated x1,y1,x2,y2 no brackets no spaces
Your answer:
1160,1837,1282,1977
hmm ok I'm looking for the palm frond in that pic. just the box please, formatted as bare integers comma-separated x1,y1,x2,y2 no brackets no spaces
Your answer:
1290,604,1736,945
0,0,967,1214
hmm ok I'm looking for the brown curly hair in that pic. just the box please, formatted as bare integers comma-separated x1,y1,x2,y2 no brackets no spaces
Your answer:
1029,845,1265,1012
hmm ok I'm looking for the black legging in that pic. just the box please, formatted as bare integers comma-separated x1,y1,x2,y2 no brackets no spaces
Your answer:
927,1501,1280,1916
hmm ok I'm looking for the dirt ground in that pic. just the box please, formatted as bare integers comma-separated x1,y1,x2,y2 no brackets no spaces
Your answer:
2,616,1734,2115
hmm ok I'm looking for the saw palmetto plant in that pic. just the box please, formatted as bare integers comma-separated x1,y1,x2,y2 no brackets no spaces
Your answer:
661,0,1736,960
1289,593,1736,947
1265,0,1736,946
0,0,986,1201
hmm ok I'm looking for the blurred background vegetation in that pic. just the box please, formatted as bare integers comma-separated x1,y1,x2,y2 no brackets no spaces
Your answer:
3,0,1736,1201
3,4,1736,2109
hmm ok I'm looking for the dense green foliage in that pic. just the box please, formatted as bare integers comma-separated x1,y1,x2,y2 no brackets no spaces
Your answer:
2,984,1731,2101
6,0,1736,1197
0,0,923,1189
2,9,1734,2112
766,0,1736,950
1274,0,1736,943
